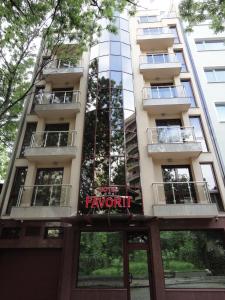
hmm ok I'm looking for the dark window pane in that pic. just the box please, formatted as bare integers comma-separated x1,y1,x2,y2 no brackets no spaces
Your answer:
1,227,21,239
111,42,121,55
111,108,124,130
96,110,110,157
160,230,225,288
110,130,124,156
110,156,125,185
20,122,37,156
7,167,28,214
77,232,123,288
189,116,208,152
111,88,123,108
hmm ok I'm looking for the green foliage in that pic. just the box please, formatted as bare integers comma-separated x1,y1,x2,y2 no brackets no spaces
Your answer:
0,0,137,180
179,0,225,32
165,260,196,272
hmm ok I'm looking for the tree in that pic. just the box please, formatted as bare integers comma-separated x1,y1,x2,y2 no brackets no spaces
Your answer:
0,0,137,180
179,0,225,32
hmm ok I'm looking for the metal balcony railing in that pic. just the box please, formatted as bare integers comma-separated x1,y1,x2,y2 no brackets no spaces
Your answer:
140,53,178,64
16,184,71,207
34,90,80,105
30,130,76,148
137,27,172,36
143,85,186,100
152,181,211,205
147,126,197,144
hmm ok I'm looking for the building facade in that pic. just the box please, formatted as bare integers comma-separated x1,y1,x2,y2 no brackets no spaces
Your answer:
185,22,225,181
0,9,225,300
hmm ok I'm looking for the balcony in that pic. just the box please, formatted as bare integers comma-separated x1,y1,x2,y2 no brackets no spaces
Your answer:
34,90,80,118
140,53,181,80
137,27,174,51
24,130,77,162
42,59,83,83
143,86,191,114
10,184,72,219
147,126,202,159
152,181,218,218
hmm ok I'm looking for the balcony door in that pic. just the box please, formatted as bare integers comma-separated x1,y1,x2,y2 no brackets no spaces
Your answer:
162,165,196,204
44,123,69,147
32,168,64,206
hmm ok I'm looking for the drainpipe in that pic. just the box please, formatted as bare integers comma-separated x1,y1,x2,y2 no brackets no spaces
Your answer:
179,19,225,185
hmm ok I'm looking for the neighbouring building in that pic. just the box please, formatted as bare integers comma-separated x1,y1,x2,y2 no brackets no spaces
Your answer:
184,22,225,182
0,8,225,300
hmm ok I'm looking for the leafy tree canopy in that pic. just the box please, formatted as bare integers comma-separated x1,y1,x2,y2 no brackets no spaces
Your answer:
0,0,137,180
179,0,225,32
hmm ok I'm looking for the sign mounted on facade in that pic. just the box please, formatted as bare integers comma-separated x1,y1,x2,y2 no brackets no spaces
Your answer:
85,186,132,209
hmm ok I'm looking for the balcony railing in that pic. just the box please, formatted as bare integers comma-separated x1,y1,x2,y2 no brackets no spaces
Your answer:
30,130,76,148
34,90,80,105
46,59,82,69
140,53,178,64
137,27,172,36
143,85,186,100
16,184,71,207
147,126,197,144
152,181,211,205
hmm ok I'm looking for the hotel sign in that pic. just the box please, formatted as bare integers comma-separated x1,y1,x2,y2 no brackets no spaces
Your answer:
85,186,132,209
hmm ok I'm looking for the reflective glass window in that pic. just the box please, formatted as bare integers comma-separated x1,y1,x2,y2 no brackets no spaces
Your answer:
77,232,123,288
120,30,130,44
181,80,196,107
111,42,121,55
123,90,135,111
121,43,131,57
111,55,122,71
175,51,187,72
111,88,123,108
215,103,225,121
94,157,109,186
169,25,180,43
120,18,129,31
111,108,124,130
189,116,208,152
110,32,120,41
122,57,132,74
98,56,109,72
99,42,110,56
111,71,122,87
205,69,216,82
90,44,99,60
110,156,125,184
160,230,225,289
123,73,133,91
100,30,110,42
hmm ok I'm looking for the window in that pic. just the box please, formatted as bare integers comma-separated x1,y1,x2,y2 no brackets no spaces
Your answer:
189,116,208,152
215,103,225,121
7,167,27,214
200,163,223,211
196,39,225,51
169,25,180,43
160,230,225,288
175,50,187,72
20,122,37,156
205,68,225,82
99,42,109,56
181,80,196,107
110,42,120,55
77,232,123,288
139,15,157,23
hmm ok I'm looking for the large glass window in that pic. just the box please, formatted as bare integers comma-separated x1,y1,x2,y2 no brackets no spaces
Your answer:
99,42,110,56
7,167,27,214
77,232,123,288
196,39,225,51
139,15,157,23
169,25,180,43
20,122,37,156
189,116,208,152
215,103,225,121
111,42,121,55
111,55,122,71
200,163,223,211
175,50,187,72
181,80,196,107
160,230,225,288
205,68,225,82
